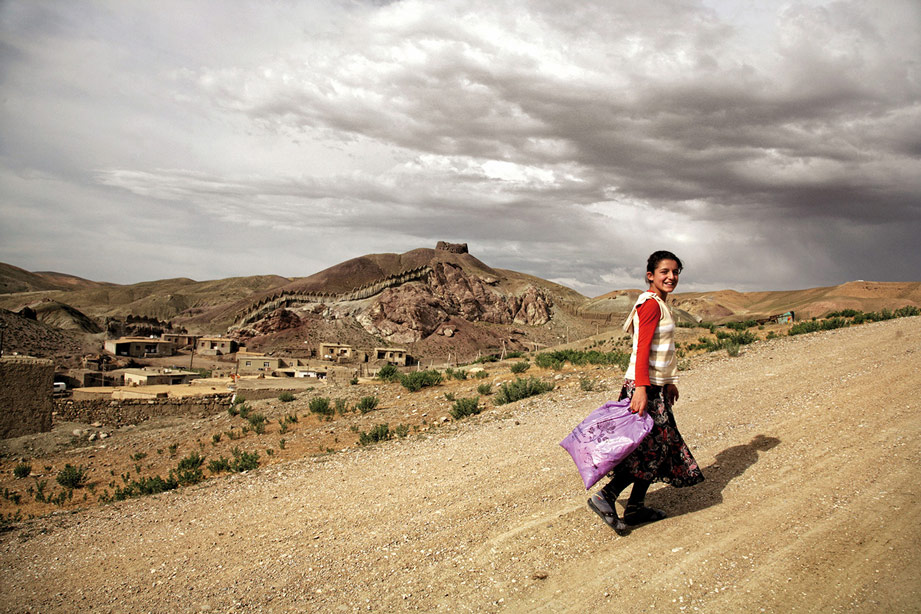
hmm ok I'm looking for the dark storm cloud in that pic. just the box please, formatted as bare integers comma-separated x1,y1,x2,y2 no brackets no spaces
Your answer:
1,0,919,293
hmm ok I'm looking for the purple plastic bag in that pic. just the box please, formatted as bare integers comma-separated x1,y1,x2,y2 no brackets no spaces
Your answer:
559,398,654,489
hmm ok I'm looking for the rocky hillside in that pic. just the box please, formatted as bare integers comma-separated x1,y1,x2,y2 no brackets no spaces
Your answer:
229,244,592,359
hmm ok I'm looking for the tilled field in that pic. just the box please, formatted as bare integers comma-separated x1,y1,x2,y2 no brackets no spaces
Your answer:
1,317,920,613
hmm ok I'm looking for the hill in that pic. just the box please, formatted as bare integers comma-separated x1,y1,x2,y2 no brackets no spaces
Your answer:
584,281,921,323
1,317,918,612
3,249,920,363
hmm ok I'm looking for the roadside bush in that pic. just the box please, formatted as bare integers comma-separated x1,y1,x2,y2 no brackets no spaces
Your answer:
510,361,530,374
278,391,295,402
13,463,31,479
230,447,259,472
494,377,555,406
56,464,89,489
450,397,482,420
208,456,232,474
174,452,205,486
445,367,468,380
356,396,380,413
112,474,178,500
377,364,400,382
535,350,629,371
309,397,333,416
400,370,443,392
358,423,391,446
476,383,492,395
247,413,267,434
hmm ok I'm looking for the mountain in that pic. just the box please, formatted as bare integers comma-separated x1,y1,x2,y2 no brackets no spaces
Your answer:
2,248,919,363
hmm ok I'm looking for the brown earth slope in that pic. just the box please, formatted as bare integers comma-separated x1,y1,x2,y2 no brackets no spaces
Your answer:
1,317,919,613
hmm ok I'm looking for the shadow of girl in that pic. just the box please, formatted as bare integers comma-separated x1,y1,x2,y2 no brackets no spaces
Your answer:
640,434,781,521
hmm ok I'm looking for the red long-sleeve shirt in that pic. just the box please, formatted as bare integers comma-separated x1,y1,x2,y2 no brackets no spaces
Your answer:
633,299,661,387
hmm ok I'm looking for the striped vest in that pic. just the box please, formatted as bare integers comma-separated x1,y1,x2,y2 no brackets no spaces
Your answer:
622,292,678,385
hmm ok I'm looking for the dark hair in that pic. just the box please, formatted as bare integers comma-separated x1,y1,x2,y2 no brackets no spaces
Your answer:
646,250,683,275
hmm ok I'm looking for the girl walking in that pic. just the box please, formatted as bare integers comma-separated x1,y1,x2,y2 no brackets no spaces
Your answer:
588,250,704,535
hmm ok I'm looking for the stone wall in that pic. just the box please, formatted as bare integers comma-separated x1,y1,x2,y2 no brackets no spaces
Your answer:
0,356,54,438
54,394,233,427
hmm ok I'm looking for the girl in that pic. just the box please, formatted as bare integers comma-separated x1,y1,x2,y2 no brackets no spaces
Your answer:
588,250,704,535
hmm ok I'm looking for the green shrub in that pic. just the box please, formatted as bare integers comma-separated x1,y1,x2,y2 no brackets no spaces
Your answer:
356,396,380,413
358,424,392,446
450,397,482,419
400,370,443,392
208,456,232,474
445,368,468,381
377,364,400,381
494,377,555,405
230,447,260,472
725,342,742,357
477,383,492,395
113,474,178,500
510,361,530,374
579,378,597,392
394,424,410,438
474,370,489,379
474,355,499,364
534,349,630,371
13,463,31,479
227,404,240,417
444,392,456,402
56,464,89,489
285,413,299,424
309,397,333,416
174,452,205,486
237,404,251,420
278,391,295,402
247,413,267,434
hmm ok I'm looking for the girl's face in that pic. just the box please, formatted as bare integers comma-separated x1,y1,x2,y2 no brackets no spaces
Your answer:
647,259,680,298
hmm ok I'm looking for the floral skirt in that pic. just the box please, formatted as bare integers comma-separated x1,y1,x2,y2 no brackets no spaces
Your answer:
614,380,704,488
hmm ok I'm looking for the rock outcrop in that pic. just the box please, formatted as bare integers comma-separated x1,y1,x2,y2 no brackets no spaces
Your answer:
359,263,552,343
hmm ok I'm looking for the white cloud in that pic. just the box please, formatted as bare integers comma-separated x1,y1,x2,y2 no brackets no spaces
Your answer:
1,0,919,296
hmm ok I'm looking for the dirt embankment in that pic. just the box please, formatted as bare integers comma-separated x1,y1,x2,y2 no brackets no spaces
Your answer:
1,317,920,613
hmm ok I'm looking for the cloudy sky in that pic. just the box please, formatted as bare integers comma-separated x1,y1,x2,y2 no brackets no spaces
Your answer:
1,0,919,296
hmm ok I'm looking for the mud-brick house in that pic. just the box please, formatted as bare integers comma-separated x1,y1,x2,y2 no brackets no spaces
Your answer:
374,347,409,366
196,336,238,355
319,343,353,361
162,333,200,348
104,337,176,358
116,367,200,386
236,353,282,375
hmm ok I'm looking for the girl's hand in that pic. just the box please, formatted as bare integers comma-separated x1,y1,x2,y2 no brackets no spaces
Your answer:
630,386,648,416
665,384,679,405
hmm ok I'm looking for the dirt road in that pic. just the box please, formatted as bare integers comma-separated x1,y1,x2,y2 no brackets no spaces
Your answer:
2,317,920,613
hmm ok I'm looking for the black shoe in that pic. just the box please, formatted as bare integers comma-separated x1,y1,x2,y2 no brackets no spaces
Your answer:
623,504,667,526
588,493,629,536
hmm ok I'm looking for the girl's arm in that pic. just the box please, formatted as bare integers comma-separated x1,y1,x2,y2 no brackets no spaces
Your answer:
630,300,660,415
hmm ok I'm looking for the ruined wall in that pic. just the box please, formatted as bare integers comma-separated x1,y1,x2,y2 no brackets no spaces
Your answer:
232,266,433,329
53,394,233,427
436,241,468,254
0,356,54,438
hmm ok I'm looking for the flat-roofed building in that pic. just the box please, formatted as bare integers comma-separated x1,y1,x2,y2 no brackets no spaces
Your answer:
162,333,200,348
374,347,409,366
115,367,200,386
319,343,353,361
236,353,282,375
104,337,176,358
196,337,238,355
